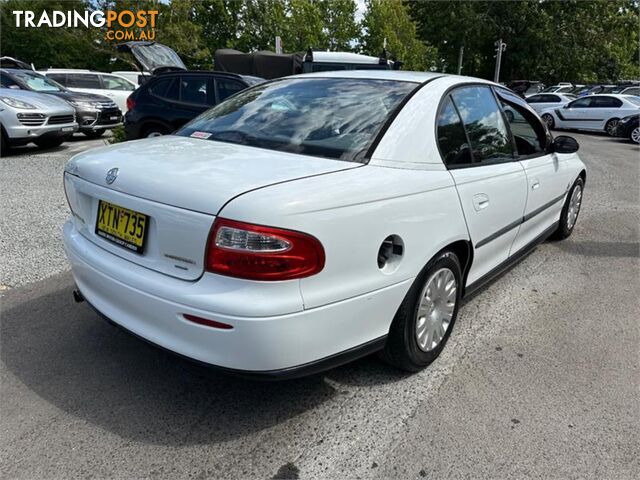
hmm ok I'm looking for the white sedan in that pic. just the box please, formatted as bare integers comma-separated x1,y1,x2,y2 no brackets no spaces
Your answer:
62,71,586,378
539,94,640,136
525,93,575,114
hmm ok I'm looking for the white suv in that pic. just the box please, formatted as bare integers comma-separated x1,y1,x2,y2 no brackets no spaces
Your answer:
39,69,135,113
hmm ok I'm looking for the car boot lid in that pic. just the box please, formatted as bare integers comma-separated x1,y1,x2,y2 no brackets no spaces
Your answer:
65,135,361,215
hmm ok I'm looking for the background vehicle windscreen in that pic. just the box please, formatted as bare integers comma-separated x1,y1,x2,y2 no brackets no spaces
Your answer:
177,78,416,162
12,71,63,92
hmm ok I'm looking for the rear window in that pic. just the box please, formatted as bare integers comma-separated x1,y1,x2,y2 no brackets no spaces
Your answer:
177,78,416,162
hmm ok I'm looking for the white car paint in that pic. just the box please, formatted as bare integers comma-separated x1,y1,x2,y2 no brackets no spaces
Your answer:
526,93,575,114
40,69,135,113
62,70,587,375
539,94,640,134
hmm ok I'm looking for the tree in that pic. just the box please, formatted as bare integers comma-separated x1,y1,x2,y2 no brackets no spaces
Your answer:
408,0,639,83
360,0,436,70
318,0,359,51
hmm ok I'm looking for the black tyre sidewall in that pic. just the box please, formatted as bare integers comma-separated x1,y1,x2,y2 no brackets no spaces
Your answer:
555,177,584,239
83,129,105,138
384,250,463,371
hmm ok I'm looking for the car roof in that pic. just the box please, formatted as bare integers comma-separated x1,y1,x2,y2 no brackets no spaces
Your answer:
307,51,383,64
288,70,449,83
153,70,245,80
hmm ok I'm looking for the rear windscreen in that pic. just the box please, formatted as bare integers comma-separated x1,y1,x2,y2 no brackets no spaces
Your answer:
177,78,416,162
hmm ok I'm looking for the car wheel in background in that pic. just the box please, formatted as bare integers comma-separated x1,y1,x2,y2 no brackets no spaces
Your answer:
552,177,584,240
143,124,170,138
542,113,555,129
380,250,462,372
83,129,106,138
34,137,65,149
630,127,640,144
605,118,619,136
505,110,515,123
0,127,9,157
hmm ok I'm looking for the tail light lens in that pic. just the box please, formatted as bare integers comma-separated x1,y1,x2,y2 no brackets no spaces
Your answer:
206,218,325,281
126,96,135,111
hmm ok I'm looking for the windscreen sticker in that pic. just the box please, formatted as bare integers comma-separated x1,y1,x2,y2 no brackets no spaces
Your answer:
190,131,212,139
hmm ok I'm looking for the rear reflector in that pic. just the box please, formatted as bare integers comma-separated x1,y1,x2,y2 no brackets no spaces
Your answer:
183,314,233,330
206,218,325,281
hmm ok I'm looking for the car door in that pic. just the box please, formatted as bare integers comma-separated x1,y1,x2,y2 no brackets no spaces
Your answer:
590,96,624,132
439,85,528,285
496,88,572,254
170,75,213,129
99,74,135,112
555,96,593,128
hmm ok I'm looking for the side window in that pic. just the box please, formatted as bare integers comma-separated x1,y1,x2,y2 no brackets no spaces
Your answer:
624,87,639,96
148,78,178,100
547,94,561,103
591,96,623,108
450,86,513,164
0,73,19,88
526,95,542,103
216,78,245,102
66,73,101,89
436,96,472,167
568,97,592,108
102,75,134,91
46,73,67,86
179,76,208,105
496,90,546,157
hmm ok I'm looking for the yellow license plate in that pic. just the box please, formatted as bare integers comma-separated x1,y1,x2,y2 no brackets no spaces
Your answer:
95,200,148,253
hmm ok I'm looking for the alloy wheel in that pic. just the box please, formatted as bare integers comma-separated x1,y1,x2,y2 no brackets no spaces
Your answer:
567,184,582,230
415,268,457,352
631,127,640,144
606,119,619,136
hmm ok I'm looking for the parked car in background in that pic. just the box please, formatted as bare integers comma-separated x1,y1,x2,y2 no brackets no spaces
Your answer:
542,84,575,94
526,93,575,114
0,67,122,138
612,86,640,96
615,114,640,143
0,87,77,155
63,71,586,377
111,71,151,87
124,71,261,139
575,84,617,96
39,69,136,113
505,80,544,98
540,94,640,135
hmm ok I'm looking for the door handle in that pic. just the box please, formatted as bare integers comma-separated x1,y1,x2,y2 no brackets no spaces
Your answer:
473,193,490,211
531,179,540,190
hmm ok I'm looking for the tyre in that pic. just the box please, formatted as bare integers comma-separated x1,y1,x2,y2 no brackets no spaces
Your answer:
630,126,640,144
552,177,584,240
380,250,462,372
605,118,619,136
542,113,555,129
83,129,105,138
34,137,65,149
0,128,9,157
142,124,169,138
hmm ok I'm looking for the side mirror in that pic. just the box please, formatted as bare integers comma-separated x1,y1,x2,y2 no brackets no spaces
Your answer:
552,135,579,154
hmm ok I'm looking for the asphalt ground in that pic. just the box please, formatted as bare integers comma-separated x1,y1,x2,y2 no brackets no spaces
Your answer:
1,131,638,479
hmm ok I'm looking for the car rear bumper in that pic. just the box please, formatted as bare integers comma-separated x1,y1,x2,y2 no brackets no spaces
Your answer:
63,220,410,375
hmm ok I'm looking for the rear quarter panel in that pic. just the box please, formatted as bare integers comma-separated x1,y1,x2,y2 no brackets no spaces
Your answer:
219,164,469,310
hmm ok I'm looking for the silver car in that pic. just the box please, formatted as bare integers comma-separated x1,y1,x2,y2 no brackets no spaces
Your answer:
0,87,78,155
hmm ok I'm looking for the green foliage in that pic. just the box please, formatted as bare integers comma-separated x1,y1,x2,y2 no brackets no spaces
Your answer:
408,0,640,83
360,0,436,70
109,125,126,144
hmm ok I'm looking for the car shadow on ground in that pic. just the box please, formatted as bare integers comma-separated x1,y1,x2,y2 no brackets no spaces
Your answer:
0,273,406,447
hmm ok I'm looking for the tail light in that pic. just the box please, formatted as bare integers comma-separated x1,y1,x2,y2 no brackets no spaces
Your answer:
206,218,325,281
126,96,135,111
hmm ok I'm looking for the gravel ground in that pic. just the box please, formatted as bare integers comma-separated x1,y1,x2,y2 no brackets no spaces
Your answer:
0,131,638,479
0,135,109,288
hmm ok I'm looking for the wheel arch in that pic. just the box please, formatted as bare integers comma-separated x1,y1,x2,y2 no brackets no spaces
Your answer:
442,239,473,296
